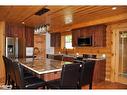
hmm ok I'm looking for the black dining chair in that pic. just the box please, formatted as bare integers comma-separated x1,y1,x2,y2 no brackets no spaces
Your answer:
3,56,34,87
46,63,81,89
13,61,46,89
2,56,11,85
78,61,96,89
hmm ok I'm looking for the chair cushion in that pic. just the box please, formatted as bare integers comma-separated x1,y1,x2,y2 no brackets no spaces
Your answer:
24,76,45,89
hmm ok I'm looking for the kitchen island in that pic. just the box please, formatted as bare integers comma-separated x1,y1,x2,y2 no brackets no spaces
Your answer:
16,58,72,75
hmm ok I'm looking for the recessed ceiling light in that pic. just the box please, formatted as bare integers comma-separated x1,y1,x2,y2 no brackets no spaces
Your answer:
112,7,117,10
22,22,25,24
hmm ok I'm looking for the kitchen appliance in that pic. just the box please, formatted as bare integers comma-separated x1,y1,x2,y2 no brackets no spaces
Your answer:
6,37,18,58
78,36,92,46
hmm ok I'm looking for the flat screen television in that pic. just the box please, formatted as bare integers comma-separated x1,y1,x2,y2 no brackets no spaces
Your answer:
78,36,92,46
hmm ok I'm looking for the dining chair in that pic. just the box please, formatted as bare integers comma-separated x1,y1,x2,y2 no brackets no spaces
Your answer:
79,60,96,89
46,63,81,89
13,61,46,89
3,56,34,88
2,56,11,85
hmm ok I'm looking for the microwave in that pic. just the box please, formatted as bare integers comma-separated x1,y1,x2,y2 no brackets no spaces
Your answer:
78,36,92,46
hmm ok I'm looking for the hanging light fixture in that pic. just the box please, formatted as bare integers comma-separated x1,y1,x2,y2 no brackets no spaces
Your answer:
34,24,50,34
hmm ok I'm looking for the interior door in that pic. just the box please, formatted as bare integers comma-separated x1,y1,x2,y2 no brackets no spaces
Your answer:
117,31,127,84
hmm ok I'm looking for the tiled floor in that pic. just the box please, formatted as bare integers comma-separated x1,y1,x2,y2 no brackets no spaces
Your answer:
82,81,127,89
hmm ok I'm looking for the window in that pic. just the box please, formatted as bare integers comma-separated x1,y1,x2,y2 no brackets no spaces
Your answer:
65,35,73,49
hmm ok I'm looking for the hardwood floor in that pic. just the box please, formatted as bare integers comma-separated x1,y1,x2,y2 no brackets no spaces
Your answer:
1,80,127,89
82,81,127,89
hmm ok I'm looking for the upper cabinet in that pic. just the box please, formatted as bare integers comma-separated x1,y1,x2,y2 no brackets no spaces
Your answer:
5,23,34,47
50,32,61,47
5,23,24,38
93,25,106,47
72,24,106,47
25,27,34,47
72,30,80,47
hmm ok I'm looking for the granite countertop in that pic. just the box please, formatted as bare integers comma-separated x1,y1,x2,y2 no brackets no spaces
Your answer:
47,54,106,60
16,58,73,75
82,58,105,61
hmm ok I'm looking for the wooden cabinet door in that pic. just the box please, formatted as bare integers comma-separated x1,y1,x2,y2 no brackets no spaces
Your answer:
25,27,34,47
93,60,106,83
5,23,15,37
5,23,25,38
72,29,80,47
93,25,106,47
50,33,55,47
55,33,61,47
50,32,61,47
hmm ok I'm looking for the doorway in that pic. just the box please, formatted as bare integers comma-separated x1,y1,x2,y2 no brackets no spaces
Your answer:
114,30,127,84
117,31,127,84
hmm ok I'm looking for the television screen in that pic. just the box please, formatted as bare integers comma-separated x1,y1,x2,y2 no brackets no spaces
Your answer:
78,36,92,46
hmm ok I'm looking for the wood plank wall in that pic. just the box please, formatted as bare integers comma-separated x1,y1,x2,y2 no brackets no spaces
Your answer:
0,21,5,85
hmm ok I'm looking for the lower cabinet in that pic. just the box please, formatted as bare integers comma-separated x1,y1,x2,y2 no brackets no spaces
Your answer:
42,72,61,81
93,60,106,83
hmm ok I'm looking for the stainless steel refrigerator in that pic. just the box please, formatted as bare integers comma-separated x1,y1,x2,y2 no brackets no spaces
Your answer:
5,37,18,58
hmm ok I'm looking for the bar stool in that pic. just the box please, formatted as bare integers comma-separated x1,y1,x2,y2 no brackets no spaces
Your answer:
13,61,46,89
46,63,81,89
79,61,96,89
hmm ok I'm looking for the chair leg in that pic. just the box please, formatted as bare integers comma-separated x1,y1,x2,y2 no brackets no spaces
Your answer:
89,82,92,89
8,75,11,85
5,75,8,85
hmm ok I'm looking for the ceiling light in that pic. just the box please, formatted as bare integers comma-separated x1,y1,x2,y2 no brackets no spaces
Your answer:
34,24,50,35
22,22,25,24
112,7,117,10
64,15,73,24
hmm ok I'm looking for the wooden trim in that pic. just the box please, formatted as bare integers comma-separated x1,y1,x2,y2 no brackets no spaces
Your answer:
0,21,5,84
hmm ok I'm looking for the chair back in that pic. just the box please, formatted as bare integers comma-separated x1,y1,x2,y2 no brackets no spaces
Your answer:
60,63,81,89
79,61,95,87
8,58,16,83
3,56,16,83
13,62,25,88
2,56,10,75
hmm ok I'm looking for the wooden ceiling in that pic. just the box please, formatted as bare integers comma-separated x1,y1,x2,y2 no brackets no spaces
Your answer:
0,6,127,32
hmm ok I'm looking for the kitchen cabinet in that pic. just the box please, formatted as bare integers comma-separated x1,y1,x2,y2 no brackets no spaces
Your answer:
5,23,24,38
50,32,61,47
72,29,80,47
72,24,106,47
41,71,61,81
25,27,34,47
93,25,106,47
93,60,106,83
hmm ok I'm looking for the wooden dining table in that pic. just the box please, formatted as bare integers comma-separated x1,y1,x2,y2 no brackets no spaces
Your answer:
15,58,73,75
